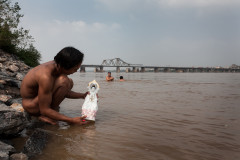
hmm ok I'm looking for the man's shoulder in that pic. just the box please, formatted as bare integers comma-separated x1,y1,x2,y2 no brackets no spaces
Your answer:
29,64,54,82
36,62,55,75
35,69,52,79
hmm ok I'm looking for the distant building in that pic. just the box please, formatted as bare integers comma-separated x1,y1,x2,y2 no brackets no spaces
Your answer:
230,64,240,69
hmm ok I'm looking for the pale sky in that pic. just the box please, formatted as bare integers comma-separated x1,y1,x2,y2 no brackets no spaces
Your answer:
15,0,240,67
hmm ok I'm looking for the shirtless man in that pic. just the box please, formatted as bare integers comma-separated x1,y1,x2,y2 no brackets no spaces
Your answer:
106,72,114,81
20,47,88,125
119,76,125,82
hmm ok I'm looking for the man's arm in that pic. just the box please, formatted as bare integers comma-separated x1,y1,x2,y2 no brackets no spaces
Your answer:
66,91,88,99
38,75,86,124
106,76,114,81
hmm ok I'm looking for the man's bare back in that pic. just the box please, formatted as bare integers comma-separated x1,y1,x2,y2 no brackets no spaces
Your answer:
20,47,88,125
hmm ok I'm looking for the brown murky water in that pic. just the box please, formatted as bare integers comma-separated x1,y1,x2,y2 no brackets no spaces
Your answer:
34,72,240,160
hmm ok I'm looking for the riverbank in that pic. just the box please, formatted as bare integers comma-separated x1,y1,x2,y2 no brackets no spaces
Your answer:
0,49,49,160
0,49,30,159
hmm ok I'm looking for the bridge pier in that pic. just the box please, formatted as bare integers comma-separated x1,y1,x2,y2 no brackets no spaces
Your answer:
94,66,104,72
154,67,159,72
116,67,120,73
193,68,198,72
163,68,170,72
94,67,99,72
176,69,183,73
141,67,145,72
126,68,131,73
100,66,104,72
80,66,86,72
132,67,137,72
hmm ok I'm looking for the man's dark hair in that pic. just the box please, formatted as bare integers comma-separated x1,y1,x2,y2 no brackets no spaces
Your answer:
108,72,111,74
54,47,84,70
120,76,123,79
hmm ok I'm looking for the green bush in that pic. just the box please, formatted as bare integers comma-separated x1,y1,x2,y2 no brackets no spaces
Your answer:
16,44,41,67
0,0,41,67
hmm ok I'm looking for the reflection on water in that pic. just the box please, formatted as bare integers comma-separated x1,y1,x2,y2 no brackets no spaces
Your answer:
35,73,240,160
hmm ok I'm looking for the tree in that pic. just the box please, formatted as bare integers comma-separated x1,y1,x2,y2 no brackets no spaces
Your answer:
0,0,41,66
17,44,41,66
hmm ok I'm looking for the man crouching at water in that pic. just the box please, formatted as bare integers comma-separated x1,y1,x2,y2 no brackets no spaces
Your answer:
20,47,88,125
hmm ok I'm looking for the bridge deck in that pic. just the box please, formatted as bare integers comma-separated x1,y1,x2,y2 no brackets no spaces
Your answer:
81,64,239,70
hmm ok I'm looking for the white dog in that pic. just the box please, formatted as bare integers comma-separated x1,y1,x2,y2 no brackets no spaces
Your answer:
81,80,99,121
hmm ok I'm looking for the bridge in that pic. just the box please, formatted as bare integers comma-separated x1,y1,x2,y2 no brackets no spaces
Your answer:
80,58,240,73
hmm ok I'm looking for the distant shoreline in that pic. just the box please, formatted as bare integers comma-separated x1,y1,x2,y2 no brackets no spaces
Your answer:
80,70,240,73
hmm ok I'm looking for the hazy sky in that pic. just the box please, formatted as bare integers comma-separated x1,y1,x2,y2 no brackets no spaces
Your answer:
15,0,240,67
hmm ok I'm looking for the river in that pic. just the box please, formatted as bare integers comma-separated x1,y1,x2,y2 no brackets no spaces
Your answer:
33,72,240,160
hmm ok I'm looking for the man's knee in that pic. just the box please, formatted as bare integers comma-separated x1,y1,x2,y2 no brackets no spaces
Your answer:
55,75,73,90
22,97,40,115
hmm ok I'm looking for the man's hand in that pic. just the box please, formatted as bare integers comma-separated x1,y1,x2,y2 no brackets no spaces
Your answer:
83,91,89,99
70,115,88,125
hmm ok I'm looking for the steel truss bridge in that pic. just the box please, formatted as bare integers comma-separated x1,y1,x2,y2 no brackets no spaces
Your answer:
80,58,240,73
